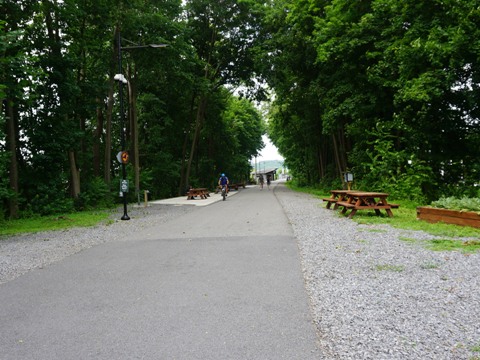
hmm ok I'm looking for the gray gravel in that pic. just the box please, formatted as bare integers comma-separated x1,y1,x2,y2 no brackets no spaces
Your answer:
274,185,480,360
0,205,195,285
1,185,479,359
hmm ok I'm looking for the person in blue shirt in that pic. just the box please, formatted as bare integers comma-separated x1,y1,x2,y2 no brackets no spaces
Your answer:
218,173,229,194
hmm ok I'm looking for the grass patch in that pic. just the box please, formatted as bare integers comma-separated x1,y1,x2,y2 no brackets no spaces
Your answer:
361,228,388,233
399,236,418,244
420,262,440,270
471,344,480,352
0,210,112,237
375,264,405,272
426,239,480,253
400,236,480,254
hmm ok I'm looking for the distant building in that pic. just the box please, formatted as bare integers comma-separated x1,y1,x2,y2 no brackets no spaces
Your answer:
252,167,278,182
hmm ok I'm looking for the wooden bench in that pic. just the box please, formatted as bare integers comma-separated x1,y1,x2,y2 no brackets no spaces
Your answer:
186,188,209,200
336,201,356,210
323,190,352,209
322,197,338,208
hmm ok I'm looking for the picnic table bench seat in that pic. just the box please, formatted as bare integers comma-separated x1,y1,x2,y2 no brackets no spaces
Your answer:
335,201,355,209
322,197,338,203
322,190,352,209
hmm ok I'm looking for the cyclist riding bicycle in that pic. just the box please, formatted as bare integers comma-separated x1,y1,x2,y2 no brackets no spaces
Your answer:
218,173,229,194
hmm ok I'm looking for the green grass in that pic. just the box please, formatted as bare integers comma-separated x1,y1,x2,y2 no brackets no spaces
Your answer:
286,182,480,240
399,236,418,244
359,228,388,233
399,236,480,254
374,264,405,272
0,210,113,237
420,262,440,270
427,239,480,253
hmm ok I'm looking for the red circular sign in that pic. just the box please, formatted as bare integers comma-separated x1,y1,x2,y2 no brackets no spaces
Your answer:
121,151,129,164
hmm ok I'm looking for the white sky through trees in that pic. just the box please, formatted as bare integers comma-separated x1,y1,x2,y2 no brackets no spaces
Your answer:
256,135,283,162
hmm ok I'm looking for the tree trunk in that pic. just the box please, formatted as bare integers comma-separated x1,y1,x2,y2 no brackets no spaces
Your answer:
93,98,104,177
332,127,349,184
6,99,19,219
178,130,190,196
178,93,198,195
128,69,140,204
69,150,81,197
104,79,115,185
337,127,348,171
44,2,81,199
332,133,343,181
317,144,325,179
184,96,207,188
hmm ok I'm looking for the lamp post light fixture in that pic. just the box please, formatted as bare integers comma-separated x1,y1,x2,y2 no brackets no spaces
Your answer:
115,30,168,220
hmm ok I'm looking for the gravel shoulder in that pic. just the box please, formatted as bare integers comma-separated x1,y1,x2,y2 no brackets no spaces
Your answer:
274,185,480,360
1,185,479,359
0,205,195,285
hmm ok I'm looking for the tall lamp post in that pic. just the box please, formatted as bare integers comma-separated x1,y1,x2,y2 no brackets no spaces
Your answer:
115,31,167,220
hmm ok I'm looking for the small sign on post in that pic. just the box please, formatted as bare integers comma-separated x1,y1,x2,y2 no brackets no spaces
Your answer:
344,172,354,190
120,179,129,193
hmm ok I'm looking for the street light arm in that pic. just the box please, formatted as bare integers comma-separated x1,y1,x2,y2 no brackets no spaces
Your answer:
121,44,168,50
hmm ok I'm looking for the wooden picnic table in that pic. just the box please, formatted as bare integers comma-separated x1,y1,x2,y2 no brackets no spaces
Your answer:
334,191,399,218
186,188,210,200
322,190,351,210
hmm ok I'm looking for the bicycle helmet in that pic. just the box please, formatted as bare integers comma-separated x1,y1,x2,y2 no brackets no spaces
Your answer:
221,173,225,176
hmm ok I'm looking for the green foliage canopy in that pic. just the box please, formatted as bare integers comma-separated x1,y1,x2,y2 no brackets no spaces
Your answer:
259,0,480,201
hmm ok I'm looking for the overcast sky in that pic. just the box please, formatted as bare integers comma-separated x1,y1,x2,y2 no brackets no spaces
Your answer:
255,135,284,162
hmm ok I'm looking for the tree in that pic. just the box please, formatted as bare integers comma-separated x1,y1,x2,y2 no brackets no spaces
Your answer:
1,0,41,218
180,0,264,192
258,0,480,199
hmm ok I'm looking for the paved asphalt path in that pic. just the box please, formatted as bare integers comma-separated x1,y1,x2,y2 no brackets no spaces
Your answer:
0,182,321,359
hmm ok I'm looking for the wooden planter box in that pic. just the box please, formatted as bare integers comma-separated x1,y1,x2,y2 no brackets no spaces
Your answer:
417,206,480,228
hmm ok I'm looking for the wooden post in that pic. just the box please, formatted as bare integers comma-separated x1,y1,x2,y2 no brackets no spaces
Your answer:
144,190,149,207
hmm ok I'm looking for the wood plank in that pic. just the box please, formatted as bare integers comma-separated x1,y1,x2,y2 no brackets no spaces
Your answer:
336,201,355,208
417,207,480,228
352,205,393,209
